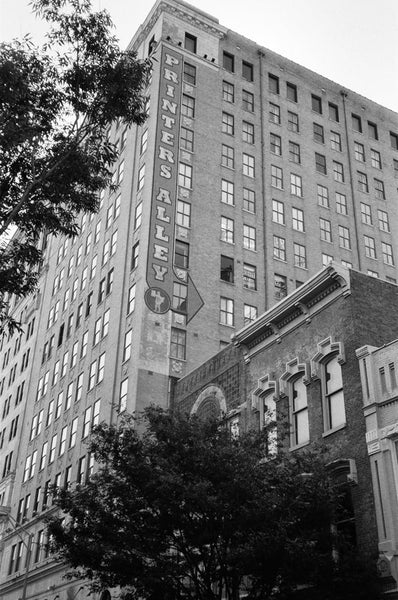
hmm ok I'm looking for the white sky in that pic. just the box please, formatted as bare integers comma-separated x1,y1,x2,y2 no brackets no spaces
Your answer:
1,0,398,112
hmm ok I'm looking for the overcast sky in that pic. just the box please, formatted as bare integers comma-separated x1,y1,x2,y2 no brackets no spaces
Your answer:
1,0,398,112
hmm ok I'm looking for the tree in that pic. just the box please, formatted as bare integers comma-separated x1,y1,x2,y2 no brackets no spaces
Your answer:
47,407,381,600
0,0,150,333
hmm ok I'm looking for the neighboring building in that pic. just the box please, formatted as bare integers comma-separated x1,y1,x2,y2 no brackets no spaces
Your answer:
1,0,398,597
357,341,398,593
173,265,398,595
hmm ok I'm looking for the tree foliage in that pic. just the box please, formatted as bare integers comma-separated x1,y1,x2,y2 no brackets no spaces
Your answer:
0,0,150,333
47,407,381,600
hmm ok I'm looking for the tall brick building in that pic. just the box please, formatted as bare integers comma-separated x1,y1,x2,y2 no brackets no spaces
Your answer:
0,0,398,598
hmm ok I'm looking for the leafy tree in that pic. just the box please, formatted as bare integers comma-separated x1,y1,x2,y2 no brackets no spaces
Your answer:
47,407,381,600
0,0,150,333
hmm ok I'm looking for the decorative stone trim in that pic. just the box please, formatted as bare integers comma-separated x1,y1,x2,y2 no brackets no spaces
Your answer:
311,336,345,379
279,358,310,397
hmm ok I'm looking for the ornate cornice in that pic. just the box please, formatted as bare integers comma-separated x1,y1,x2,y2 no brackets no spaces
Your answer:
130,0,226,51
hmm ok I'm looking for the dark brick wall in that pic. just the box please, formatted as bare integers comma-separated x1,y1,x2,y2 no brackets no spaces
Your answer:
173,271,398,560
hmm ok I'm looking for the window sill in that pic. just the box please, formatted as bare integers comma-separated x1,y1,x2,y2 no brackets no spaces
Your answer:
289,440,310,452
322,423,346,438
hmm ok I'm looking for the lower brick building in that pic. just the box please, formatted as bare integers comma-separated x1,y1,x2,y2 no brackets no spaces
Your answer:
173,264,398,595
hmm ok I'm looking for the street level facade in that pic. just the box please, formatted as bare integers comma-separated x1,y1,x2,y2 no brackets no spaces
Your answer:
1,0,398,599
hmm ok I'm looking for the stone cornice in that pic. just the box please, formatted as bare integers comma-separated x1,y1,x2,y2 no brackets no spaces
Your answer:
232,264,351,357
129,0,226,51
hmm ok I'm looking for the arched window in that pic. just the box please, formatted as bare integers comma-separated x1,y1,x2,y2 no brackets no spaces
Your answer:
280,359,310,448
325,355,346,430
312,337,346,433
291,376,309,446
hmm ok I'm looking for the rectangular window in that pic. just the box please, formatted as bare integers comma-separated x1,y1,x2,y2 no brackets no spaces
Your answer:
382,242,394,265
272,199,285,224
390,132,398,150
174,240,190,268
292,207,304,231
220,255,234,283
290,173,302,197
221,216,234,244
293,243,307,268
273,235,286,261
119,378,128,413
354,142,365,162
274,274,287,299
311,94,322,114
221,144,234,169
223,51,234,73
222,81,234,103
222,112,234,135
374,179,385,200
313,122,324,143
220,297,234,326
243,153,255,177
243,225,256,250
243,263,257,290
329,102,339,122
287,111,299,132
178,163,192,188
221,179,234,205
170,328,186,359
136,164,145,191
358,171,368,193
242,89,254,112
271,165,283,189
180,127,194,151
172,282,188,312
322,253,333,266
368,121,378,140
140,129,148,154
127,283,136,314
244,304,258,325
364,235,376,259
317,184,329,208
134,202,142,229
333,161,344,182
270,133,282,155
315,153,327,174
268,74,279,94
176,200,191,228
181,94,195,118
242,121,254,144
242,60,253,81
243,188,255,213
352,114,362,133
330,131,342,151
371,149,381,169
82,408,91,439
131,241,139,270
377,209,390,232
289,141,300,163
335,192,347,215
97,353,105,383
320,218,332,242
183,62,196,84
338,225,351,250
184,32,197,53
286,82,297,102
269,102,280,124
48,434,58,464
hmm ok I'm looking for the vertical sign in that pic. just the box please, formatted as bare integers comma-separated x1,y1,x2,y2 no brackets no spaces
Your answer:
145,47,183,314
